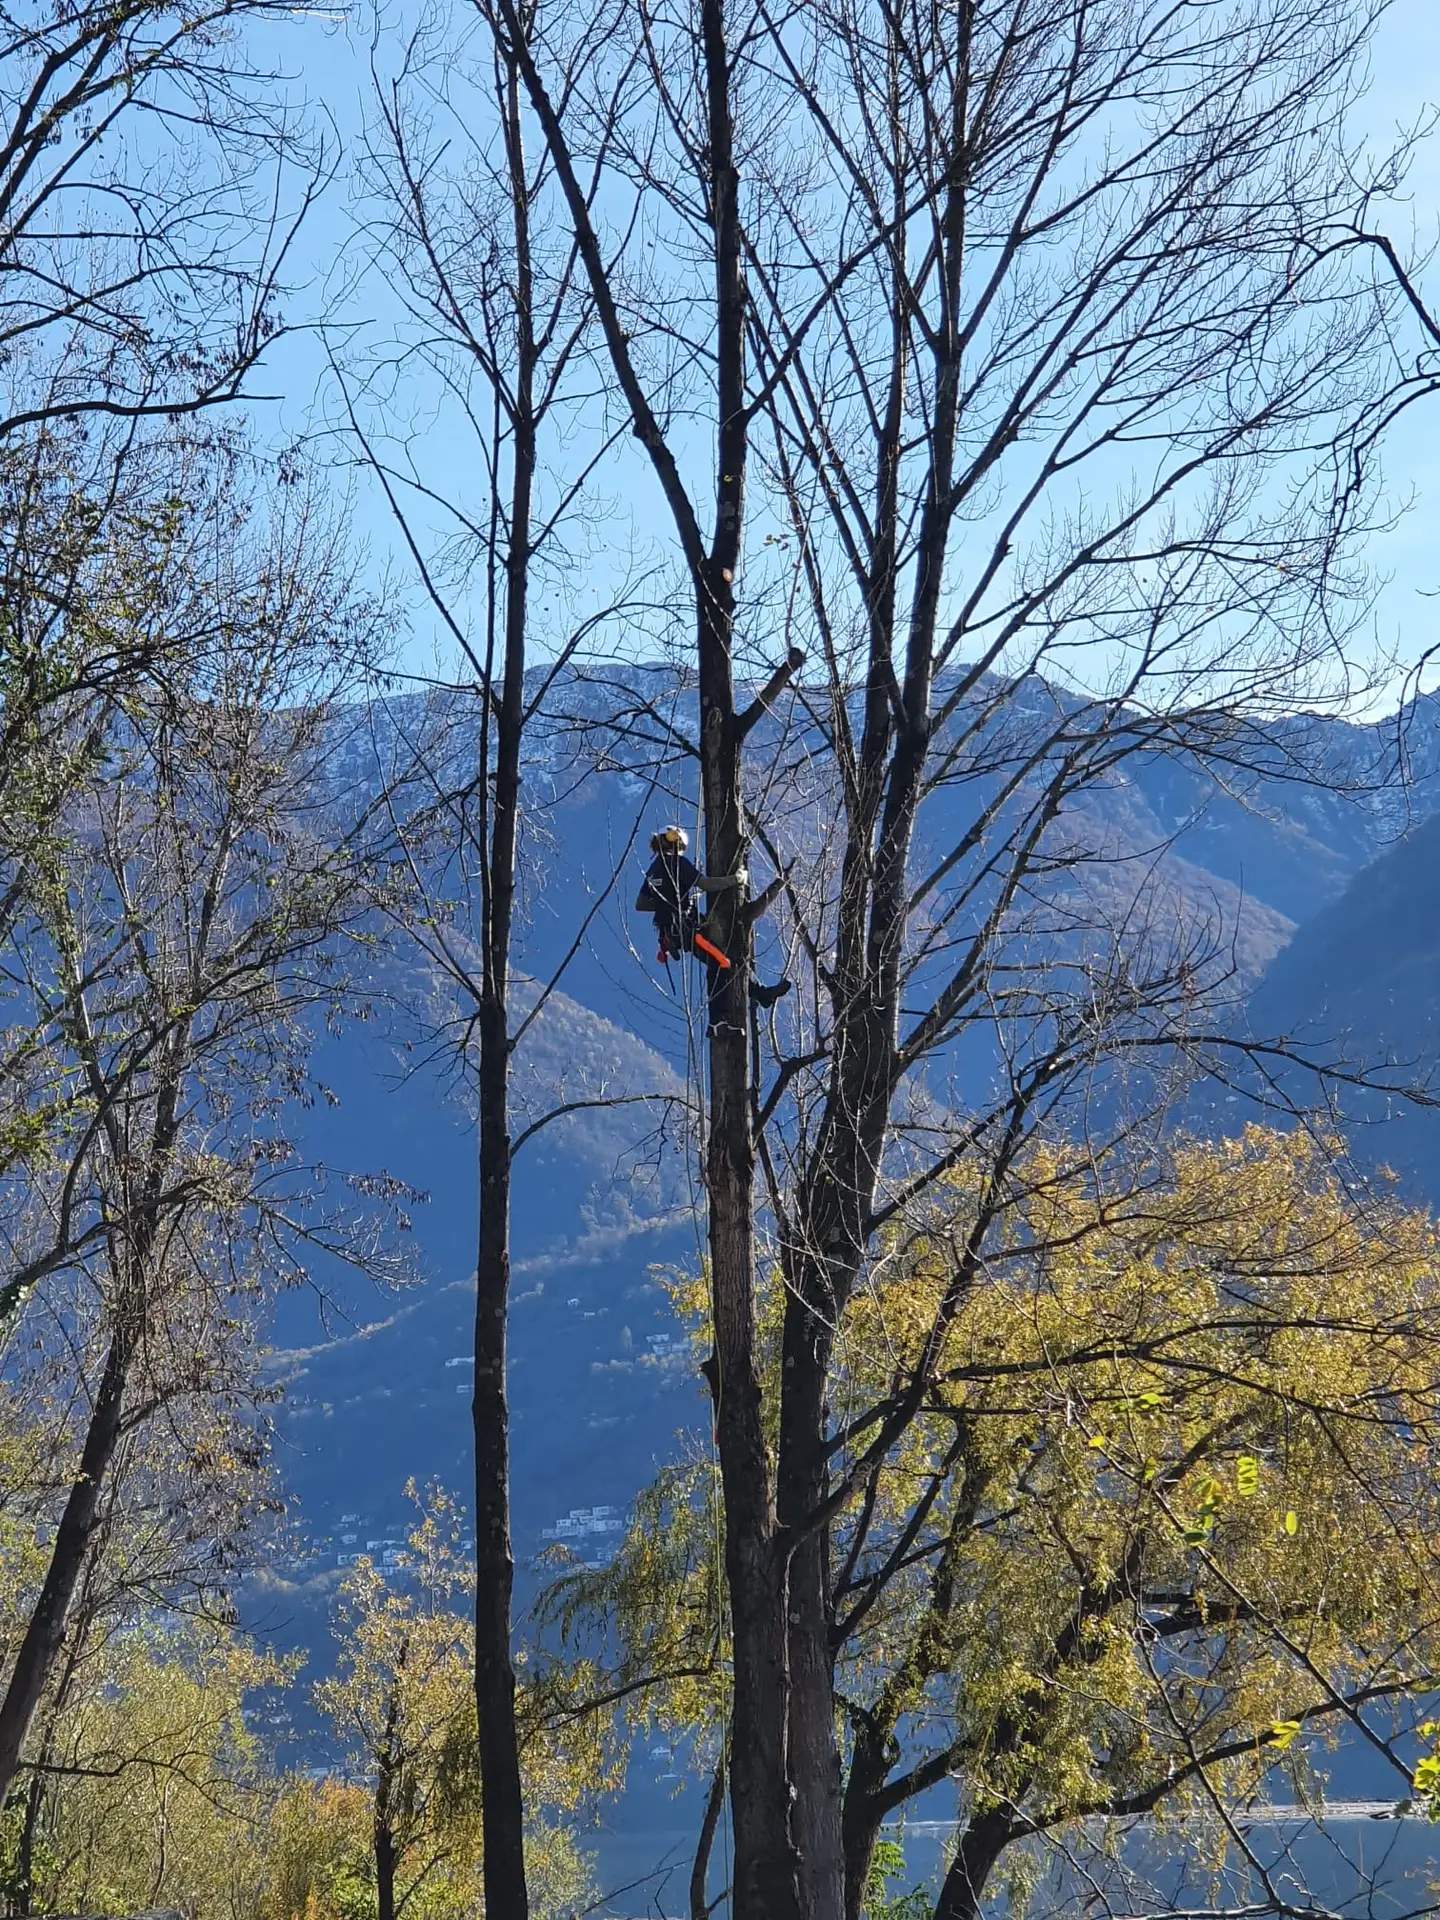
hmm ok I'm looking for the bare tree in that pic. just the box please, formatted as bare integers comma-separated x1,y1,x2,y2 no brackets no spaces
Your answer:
341,12,674,1908
0,473,400,1807
410,0,1440,1909
0,0,328,856
0,0,321,442
463,0,809,1904
734,4,1440,1911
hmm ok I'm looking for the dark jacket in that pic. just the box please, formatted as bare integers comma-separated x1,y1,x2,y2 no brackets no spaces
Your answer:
636,850,699,926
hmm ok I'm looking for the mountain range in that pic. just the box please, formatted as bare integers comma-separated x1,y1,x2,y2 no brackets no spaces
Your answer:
243,674,1440,1854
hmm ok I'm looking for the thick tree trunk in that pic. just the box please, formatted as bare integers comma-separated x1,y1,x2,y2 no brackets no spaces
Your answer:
778,1304,844,1920
473,1021,526,1920
481,0,800,1900
932,1810,1011,1920
0,1325,129,1806
700,603,799,1920
775,27,972,1908
374,1808,397,1920
470,51,534,1920
839,1749,888,1920
779,1004,897,1920
373,1659,404,1920
692,0,802,1899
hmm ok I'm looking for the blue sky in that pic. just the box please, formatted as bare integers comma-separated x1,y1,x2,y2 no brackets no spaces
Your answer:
1350,0,1440,693
249,0,1440,700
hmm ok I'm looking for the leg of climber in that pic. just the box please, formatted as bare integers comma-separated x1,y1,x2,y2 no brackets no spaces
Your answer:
703,953,735,1037
654,904,685,966
689,905,790,1011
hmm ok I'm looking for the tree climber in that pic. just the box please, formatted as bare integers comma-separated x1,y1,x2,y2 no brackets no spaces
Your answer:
636,825,791,1012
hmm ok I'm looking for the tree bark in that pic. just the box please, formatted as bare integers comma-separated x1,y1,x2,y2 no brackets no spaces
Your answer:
777,1304,844,1920
481,0,802,1900
375,1813,397,1920
470,45,534,1920
10,1550,105,1918
374,1772,397,1920
14,1763,44,1913
0,1322,130,1806
932,1810,1012,1920
373,1647,406,1920
473,991,526,1920
0,980,184,1809
772,16,974,1903
839,1732,890,1920
693,0,801,1905
690,1749,727,1920
699,584,799,1920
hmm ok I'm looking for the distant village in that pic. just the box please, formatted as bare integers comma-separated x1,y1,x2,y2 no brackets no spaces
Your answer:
267,1344,633,1581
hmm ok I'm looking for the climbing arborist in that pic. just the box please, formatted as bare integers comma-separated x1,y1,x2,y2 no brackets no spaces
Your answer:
636,825,791,1010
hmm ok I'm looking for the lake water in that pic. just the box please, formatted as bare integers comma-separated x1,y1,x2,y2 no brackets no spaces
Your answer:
587,1806,1440,1918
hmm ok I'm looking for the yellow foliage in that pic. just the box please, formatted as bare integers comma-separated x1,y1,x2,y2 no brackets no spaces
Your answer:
253,1779,375,1920
0,1616,292,1918
822,1126,1440,1828
299,1483,604,1920
571,1127,1440,1880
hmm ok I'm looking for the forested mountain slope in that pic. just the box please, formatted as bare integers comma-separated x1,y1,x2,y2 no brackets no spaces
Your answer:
257,677,1440,1590
1234,806,1440,1194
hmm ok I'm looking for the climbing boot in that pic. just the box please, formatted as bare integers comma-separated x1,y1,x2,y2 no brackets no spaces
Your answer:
752,978,792,1009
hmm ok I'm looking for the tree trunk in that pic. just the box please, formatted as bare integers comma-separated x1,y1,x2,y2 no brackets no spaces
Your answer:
839,1756,887,1920
778,1302,844,1920
690,1749,727,1920
480,0,800,1898
779,1015,898,1920
700,590,800,1920
373,1659,404,1920
773,22,974,1904
0,1324,129,1806
932,1810,1012,1920
10,1561,102,1919
374,1806,397,1920
693,0,801,1900
470,47,533,1920
0,938,192,1805
13,1764,44,1914
473,999,526,1920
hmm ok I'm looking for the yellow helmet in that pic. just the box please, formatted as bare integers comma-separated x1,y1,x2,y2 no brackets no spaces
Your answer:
653,824,689,854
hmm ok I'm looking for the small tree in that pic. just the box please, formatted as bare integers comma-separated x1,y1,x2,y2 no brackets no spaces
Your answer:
254,1773,597,1920
315,1493,481,1920
313,1487,602,1920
